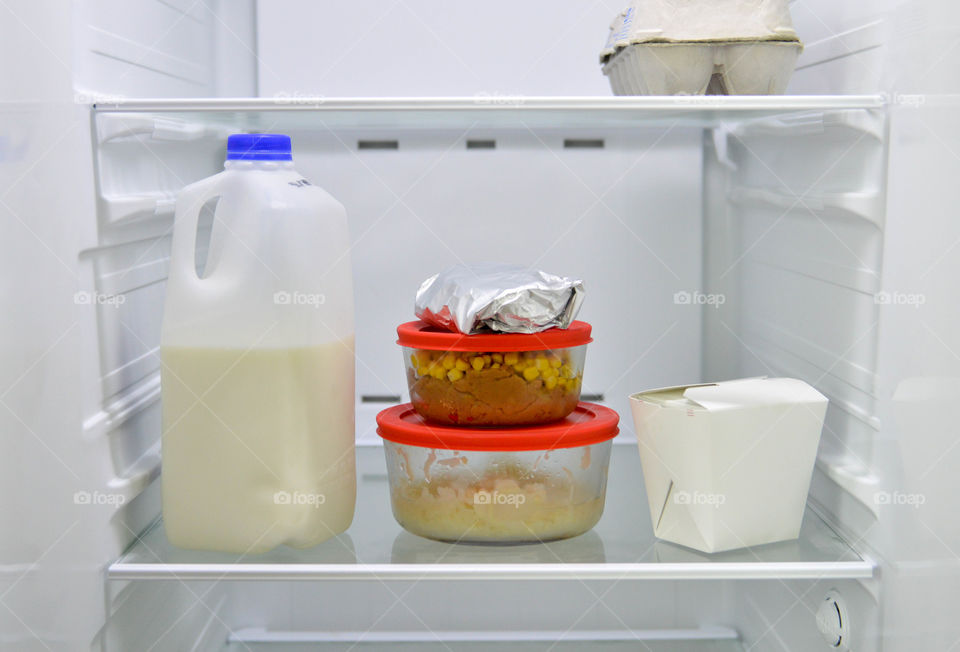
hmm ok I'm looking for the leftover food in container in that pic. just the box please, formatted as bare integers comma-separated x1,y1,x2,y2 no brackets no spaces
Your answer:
376,402,619,543
397,320,592,426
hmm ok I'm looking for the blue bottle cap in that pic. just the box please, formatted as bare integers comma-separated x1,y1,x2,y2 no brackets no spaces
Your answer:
226,134,292,161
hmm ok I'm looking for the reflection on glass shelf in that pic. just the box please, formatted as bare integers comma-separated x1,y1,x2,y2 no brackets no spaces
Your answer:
109,445,874,581
91,95,885,131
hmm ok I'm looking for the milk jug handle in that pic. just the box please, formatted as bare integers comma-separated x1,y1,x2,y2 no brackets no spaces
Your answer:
169,174,225,281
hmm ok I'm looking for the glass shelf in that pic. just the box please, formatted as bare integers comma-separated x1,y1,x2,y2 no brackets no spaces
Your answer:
91,95,885,131
108,444,874,582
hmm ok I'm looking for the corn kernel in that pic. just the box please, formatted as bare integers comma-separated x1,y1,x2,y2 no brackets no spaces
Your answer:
535,356,549,370
431,366,446,380
513,364,524,373
558,378,568,388
492,353,503,363
439,354,453,370
410,353,419,367
471,357,485,371
417,365,429,376
504,352,519,366
550,357,562,369
447,368,463,382
522,366,540,381
560,364,572,378
545,376,558,390
455,358,469,372
542,367,557,380
482,354,491,366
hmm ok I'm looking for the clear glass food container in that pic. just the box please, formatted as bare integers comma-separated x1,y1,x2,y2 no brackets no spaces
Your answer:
396,320,592,426
376,403,619,543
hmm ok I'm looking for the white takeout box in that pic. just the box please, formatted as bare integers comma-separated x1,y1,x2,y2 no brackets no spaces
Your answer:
600,0,803,96
629,377,827,553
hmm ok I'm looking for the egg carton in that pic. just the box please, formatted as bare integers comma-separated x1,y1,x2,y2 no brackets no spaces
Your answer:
600,0,803,96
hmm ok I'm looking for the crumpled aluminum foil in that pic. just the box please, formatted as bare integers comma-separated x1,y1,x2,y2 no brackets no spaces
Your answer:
415,263,585,334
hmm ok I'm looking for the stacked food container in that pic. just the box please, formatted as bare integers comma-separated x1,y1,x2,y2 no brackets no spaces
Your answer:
376,266,619,543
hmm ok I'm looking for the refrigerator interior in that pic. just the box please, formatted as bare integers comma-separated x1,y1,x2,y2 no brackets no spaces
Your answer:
2,1,959,651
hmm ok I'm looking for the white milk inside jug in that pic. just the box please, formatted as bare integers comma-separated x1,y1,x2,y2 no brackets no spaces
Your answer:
160,134,356,553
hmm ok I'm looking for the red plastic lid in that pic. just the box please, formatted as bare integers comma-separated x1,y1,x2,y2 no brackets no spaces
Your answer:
376,402,619,452
396,320,592,352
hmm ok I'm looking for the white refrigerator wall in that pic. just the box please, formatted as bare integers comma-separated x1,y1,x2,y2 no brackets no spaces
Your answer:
871,2,960,649
255,1,613,98
73,0,257,98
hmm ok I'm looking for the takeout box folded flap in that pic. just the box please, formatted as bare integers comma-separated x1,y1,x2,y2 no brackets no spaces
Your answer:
682,377,827,411
632,401,691,534
632,389,718,547
653,486,714,553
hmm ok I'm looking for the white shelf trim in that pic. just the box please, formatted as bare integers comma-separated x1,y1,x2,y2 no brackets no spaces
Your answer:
108,559,874,582
91,95,885,114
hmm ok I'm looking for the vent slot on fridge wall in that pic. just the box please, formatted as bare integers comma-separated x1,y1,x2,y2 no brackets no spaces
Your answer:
703,108,888,504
